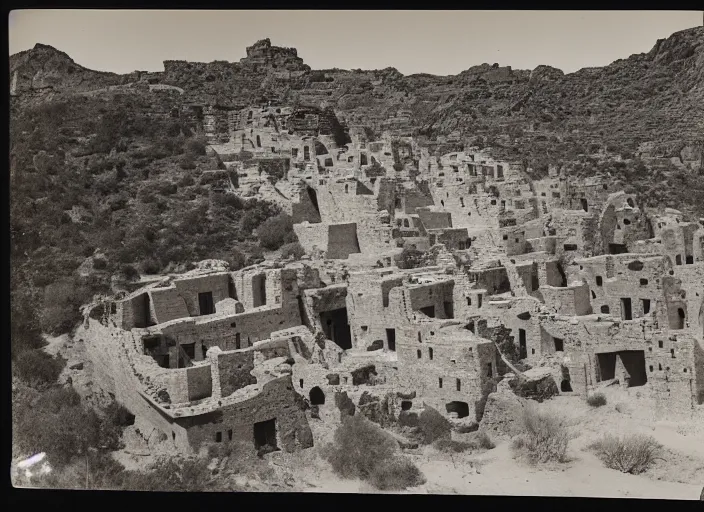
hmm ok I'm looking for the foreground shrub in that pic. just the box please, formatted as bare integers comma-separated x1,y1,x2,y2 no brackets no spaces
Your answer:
511,406,568,464
280,242,305,260
433,431,495,453
257,213,297,250
368,456,426,490
13,349,65,388
322,415,424,490
586,392,607,407
589,434,662,475
418,406,451,444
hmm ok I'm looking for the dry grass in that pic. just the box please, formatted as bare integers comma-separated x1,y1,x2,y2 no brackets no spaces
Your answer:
511,406,568,464
434,431,496,453
588,434,663,475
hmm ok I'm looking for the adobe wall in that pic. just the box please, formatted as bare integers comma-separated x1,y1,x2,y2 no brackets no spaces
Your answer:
176,377,313,453
327,223,361,259
541,316,700,414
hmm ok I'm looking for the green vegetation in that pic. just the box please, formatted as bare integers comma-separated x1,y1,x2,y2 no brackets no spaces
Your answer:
417,406,452,444
433,431,495,453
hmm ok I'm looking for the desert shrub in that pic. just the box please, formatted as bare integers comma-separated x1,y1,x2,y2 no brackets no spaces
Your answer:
417,406,451,444
322,415,424,490
433,438,473,453
322,415,397,479
185,137,207,157
41,277,90,335
257,213,297,250
119,264,140,281
586,392,607,407
105,402,135,428
589,434,662,475
368,456,425,490
511,406,568,464
433,431,494,453
280,242,305,260
225,249,246,271
122,456,211,492
140,258,161,274
13,349,65,388
11,290,46,358
179,153,196,170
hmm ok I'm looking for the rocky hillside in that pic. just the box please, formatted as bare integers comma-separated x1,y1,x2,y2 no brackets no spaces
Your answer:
9,30,704,321
11,29,704,153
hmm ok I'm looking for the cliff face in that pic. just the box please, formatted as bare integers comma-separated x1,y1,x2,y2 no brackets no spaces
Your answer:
10,27,704,165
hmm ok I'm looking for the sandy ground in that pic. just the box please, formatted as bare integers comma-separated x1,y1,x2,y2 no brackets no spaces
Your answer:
47,332,703,498
276,386,704,498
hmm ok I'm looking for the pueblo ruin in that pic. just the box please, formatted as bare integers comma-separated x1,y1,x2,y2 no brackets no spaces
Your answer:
78,82,704,457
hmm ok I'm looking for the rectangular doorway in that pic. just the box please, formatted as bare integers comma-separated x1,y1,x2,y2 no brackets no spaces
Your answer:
621,298,632,320
253,418,279,451
386,328,396,352
198,292,215,315
519,329,527,359
319,308,352,350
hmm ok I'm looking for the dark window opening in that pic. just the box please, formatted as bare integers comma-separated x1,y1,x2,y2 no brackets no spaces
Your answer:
640,278,648,286
253,419,279,452
670,349,675,359
320,308,352,350
671,308,685,330
609,243,628,255
438,377,443,388
519,329,527,359
686,255,694,264
235,333,241,349
198,291,215,315
628,261,644,271
443,301,454,319
299,379,304,388
256,135,261,148
466,321,475,333
642,299,651,315
601,305,610,314
554,337,564,352
621,298,632,320
420,305,436,318
228,429,233,441
596,276,603,286
580,198,588,212
446,401,469,418
659,340,664,348
477,295,483,308
252,273,267,307
309,386,325,405
215,432,222,443
561,366,572,392
429,347,434,360
487,363,493,378
386,328,396,352
675,255,682,265
596,351,648,387
456,379,461,391
564,244,578,251
417,349,422,359
401,401,412,411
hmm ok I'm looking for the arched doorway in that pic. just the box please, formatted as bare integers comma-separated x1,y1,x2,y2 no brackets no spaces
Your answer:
309,386,325,405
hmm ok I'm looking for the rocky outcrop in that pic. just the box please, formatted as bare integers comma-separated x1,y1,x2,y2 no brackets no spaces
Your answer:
479,386,528,439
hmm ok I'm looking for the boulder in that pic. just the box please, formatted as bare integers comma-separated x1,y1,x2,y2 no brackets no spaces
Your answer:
479,388,528,439
510,367,559,402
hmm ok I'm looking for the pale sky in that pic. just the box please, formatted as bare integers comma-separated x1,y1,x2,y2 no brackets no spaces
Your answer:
8,10,703,76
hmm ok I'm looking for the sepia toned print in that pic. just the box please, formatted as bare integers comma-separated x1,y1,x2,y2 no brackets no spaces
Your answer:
9,9,704,498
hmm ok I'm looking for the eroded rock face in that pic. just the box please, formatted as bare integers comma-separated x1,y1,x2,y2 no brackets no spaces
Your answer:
509,367,560,402
479,388,528,439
